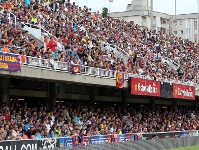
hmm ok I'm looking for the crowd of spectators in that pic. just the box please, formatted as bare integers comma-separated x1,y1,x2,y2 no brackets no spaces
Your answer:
0,0,199,85
0,101,198,141
0,0,199,141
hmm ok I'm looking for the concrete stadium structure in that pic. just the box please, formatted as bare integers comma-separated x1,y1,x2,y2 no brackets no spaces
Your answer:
0,64,199,111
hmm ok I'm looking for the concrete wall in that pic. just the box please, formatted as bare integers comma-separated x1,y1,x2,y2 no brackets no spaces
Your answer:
1,66,199,97
0,66,127,88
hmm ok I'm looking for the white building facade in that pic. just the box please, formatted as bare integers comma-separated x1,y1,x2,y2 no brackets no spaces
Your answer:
110,0,198,43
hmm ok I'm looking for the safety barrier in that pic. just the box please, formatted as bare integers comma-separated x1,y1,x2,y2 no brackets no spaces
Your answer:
0,52,199,90
85,136,199,150
59,130,198,148
0,131,198,150
21,55,199,89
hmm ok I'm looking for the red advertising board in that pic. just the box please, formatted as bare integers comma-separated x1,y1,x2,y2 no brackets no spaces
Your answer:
172,84,195,100
130,78,161,96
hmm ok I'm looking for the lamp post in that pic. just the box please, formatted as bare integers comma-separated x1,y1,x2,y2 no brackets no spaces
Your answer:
150,0,153,31
175,0,176,35
109,0,114,15
197,0,199,44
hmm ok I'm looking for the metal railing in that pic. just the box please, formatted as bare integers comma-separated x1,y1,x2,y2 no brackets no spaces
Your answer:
21,22,57,39
101,43,129,63
18,55,199,90
8,12,17,27
0,5,4,14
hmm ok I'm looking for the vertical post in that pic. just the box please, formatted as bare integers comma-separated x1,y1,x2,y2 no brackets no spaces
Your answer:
0,77,10,104
197,0,199,44
109,1,110,15
108,0,113,16
49,82,56,110
8,13,11,24
175,0,177,34
14,15,16,27
122,90,128,109
193,97,198,111
88,86,96,107
150,0,153,31
150,97,154,109
173,99,177,113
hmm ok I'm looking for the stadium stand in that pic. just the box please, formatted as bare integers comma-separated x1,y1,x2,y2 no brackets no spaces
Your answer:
0,0,199,141
0,101,199,141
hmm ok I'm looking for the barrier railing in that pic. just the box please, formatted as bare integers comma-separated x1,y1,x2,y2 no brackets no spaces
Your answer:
17,55,199,89
0,52,198,89
101,43,128,63
8,12,17,27
59,130,198,148
0,131,198,149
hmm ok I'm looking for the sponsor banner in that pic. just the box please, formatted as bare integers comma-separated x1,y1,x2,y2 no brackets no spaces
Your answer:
141,131,191,140
0,138,59,150
59,134,135,147
172,84,195,100
0,52,21,72
130,78,161,96
160,82,172,98
0,140,37,150
37,138,60,149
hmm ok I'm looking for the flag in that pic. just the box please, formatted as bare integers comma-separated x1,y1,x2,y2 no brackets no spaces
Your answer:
116,71,124,88
71,65,80,74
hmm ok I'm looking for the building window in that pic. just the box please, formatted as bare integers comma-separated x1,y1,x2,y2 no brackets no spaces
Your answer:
180,30,183,34
174,31,177,34
194,30,197,35
194,21,197,26
180,21,183,25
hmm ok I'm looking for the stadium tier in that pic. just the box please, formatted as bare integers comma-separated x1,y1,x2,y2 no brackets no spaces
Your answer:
0,0,199,147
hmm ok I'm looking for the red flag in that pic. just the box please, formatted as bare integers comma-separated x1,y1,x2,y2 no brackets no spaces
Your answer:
116,71,124,88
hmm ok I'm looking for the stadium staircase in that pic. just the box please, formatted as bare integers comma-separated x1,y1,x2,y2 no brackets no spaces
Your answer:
20,22,49,50
160,56,178,70
101,43,129,63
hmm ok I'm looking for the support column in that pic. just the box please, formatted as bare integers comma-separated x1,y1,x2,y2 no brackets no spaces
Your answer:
0,77,10,104
89,86,96,107
193,97,198,111
172,99,177,113
122,90,128,109
150,97,154,109
49,82,56,110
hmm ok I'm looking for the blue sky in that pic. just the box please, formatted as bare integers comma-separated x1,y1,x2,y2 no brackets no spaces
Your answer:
72,0,198,15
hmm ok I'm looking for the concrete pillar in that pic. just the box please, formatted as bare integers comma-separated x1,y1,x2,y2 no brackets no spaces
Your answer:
150,97,154,108
172,99,177,113
122,90,128,109
193,97,198,111
49,82,56,109
89,86,96,106
0,77,10,104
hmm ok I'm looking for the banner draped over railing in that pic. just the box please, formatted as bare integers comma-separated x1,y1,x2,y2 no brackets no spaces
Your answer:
0,131,198,149
0,52,21,72
59,131,197,147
